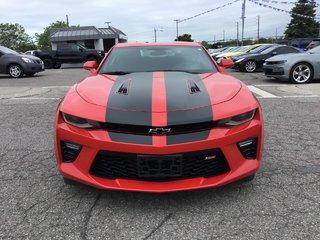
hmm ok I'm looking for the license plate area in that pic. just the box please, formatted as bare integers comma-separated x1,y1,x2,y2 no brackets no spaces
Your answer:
137,155,182,178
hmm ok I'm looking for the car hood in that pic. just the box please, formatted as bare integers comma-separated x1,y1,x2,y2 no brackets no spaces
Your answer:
15,54,42,61
231,52,256,60
265,52,309,61
77,71,241,110
76,72,242,125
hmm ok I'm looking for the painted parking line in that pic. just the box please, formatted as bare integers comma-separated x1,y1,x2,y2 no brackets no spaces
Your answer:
9,97,61,100
247,85,279,98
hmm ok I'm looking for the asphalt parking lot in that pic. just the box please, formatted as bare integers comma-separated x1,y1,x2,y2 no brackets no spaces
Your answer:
0,67,319,240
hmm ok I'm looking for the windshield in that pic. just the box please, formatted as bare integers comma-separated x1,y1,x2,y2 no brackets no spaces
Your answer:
307,45,320,53
260,45,278,54
99,46,218,74
249,45,272,53
0,46,18,54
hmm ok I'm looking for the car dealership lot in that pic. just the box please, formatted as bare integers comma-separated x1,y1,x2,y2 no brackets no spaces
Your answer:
0,68,319,239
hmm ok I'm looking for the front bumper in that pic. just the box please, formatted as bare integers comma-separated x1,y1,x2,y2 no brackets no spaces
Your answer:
54,108,263,192
22,62,45,74
263,63,288,78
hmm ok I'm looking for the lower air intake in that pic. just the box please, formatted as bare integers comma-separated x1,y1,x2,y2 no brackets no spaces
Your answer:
237,137,258,160
60,141,82,163
89,149,230,182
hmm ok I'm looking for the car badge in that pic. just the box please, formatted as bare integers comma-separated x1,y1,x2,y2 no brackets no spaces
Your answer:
149,128,171,135
205,155,216,160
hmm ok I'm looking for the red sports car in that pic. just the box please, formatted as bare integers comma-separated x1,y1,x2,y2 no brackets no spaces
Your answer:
54,42,263,192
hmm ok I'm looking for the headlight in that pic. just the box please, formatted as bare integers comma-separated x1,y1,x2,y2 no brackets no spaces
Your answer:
217,110,256,127
274,60,287,64
62,113,102,129
21,57,34,63
235,58,245,63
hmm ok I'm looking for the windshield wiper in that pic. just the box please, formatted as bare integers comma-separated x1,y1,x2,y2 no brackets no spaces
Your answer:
102,71,132,75
161,69,203,74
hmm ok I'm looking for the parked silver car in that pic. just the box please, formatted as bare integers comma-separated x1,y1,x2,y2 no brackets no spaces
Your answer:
263,45,320,84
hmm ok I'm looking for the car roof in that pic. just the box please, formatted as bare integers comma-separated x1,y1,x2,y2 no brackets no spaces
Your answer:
114,42,202,48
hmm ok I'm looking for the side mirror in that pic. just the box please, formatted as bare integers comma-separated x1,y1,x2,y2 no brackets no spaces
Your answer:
219,58,234,69
79,47,84,52
271,51,277,56
83,61,98,74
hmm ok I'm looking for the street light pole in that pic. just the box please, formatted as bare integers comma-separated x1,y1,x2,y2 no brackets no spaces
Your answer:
241,0,246,46
174,19,179,39
154,28,163,42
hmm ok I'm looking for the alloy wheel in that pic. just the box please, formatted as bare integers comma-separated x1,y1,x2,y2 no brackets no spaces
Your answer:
9,65,22,78
292,64,311,83
244,61,257,72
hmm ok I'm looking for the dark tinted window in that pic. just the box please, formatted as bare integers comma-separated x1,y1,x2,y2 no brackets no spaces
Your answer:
99,46,217,74
275,46,299,54
57,44,71,51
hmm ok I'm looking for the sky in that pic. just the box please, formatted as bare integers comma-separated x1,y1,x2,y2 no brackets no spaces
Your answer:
0,0,319,43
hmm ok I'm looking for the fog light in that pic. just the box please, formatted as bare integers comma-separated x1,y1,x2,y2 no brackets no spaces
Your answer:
61,141,82,162
237,137,258,160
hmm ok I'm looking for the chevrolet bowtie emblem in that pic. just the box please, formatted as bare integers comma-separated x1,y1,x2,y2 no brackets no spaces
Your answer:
149,128,171,135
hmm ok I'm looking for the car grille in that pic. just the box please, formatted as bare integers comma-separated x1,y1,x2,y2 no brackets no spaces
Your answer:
89,149,230,182
264,69,284,75
102,121,216,135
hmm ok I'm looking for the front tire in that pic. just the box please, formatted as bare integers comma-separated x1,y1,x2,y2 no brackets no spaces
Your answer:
240,174,255,182
8,64,24,78
243,60,257,73
53,62,61,69
289,63,313,84
43,58,53,69
63,177,79,186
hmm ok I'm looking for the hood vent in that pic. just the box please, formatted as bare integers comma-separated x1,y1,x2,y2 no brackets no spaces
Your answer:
187,79,201,94
116,79,131,95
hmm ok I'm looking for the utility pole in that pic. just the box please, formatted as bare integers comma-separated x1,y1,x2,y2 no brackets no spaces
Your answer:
223,30,225,42
241,0,246,46
174,19,179,39
66,15,69,27
154,28,157,43
237,22,239,46
257,16,260,43
275,28,278,41
154,28,163,43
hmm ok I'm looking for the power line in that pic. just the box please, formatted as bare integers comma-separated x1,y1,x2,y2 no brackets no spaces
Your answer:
249,0,320,18
178,0,241,23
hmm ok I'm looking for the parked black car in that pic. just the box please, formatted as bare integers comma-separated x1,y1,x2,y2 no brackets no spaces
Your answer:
34,43,104,69
0,45,44,78
233,45,302,72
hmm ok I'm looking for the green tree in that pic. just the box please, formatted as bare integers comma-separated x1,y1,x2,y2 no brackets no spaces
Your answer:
0,23,33,51
36,21,68,50
175,34,194,42
284,0,319,39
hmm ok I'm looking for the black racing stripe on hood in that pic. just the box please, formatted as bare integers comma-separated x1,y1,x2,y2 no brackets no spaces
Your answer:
106,72,153,125
164,72,213,125
106,72,153,144
164,72,212,144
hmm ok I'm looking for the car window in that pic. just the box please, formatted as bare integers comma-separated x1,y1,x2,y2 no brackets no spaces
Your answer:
58,44,71,51
273,47,293,54
99,46,218,74
308,45,320,53
0,46,18,55
249,45,272,53
260,46,278,54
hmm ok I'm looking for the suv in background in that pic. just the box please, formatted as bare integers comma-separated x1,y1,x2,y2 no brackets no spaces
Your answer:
306,39,320,49
34,43,104,69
